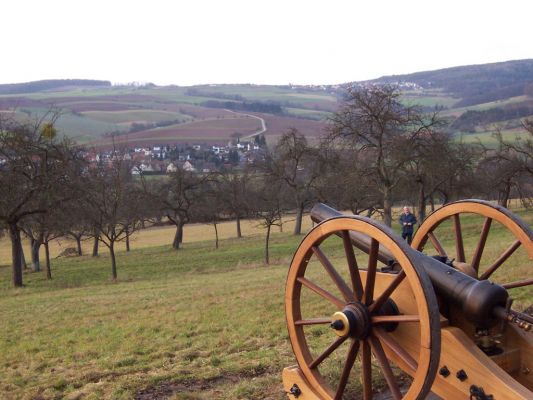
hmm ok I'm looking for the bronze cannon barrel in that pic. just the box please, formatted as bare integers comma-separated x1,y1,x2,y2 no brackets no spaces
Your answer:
310,203,509,327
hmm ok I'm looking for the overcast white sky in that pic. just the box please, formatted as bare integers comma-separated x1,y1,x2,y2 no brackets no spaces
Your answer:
1,0,532,86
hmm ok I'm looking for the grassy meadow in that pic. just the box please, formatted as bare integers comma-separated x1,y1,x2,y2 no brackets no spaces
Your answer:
0,208,531,399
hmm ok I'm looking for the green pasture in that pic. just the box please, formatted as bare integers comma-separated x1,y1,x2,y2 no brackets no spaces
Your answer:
81,110,192,125
0,108,121,143
0,233,300,400
441,95,531,117
54,113,126,143
0,207,531,399
285,107,331,120
2,87,143,100
455,128,530,147
402,94,458,108
180,85,337,110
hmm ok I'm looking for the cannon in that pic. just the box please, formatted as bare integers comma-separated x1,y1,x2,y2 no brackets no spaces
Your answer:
282,200,532,400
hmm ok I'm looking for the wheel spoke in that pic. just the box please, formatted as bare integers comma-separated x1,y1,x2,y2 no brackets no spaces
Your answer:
334,339,360,400
309,335,348,369
502,278,533,289
427,231,447,257
373,328,418,372
361,340,372,400
371,315,420,324
368,270,406,313
295,318,331,326
363,238,379,306
342,230,364,301
479,239,521,280
471,217,492,272
312,246,354,302
297,277,345,309
369,336,402,400
453,214,466,262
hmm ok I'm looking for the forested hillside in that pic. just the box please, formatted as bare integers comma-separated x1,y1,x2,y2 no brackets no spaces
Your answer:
367,59,533,106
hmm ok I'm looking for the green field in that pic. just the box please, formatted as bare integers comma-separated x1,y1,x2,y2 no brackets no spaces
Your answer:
442,95,531,117
285,107,330,120
455,128,530,147
2,108,124,143
81,110,192,125
402,92,459,108
0,233,301,400
1,83,531,147
0,207,531,399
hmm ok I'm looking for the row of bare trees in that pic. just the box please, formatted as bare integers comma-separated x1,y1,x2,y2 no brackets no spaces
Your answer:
0,115,150,286
1,85,531,286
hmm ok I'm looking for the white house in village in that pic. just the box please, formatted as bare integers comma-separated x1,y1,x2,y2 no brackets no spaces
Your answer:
166,163,178,173
182,160,196,172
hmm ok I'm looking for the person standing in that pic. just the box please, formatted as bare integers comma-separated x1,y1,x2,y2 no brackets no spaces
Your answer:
400,206,417,245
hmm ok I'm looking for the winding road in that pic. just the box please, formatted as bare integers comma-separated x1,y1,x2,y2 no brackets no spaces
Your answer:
224,109,267,139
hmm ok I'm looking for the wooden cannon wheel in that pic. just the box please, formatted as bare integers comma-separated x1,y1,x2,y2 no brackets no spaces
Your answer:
412,199,533,290
285,216,441,400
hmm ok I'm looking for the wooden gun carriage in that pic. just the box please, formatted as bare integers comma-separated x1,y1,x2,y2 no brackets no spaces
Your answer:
282,200,532,399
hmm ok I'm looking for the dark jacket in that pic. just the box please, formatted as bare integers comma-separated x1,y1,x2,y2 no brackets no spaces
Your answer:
400,212,417,234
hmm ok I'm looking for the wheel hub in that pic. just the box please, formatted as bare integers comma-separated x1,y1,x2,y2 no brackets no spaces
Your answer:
330,302,371,340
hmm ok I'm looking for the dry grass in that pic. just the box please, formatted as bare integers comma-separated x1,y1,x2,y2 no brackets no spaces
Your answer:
0,215,314,267
0,205,530,399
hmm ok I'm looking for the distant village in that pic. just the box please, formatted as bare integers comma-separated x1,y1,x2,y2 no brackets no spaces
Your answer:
85,135,267,175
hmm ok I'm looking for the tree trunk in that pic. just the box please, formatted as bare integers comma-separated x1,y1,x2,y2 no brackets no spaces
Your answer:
179,222,184,243
293,203,304,235
265,224,271,265
236,215,242,238
21,242,28,270
383,187,393,227
31,238,42,272
172,227,180,249
417,183,426,224
109,242,117,280
125,228,130,252
44,242,52,280
214,221,219,249
429,195,435,212
499,181,511,208
172,223,184,250
75,236,82,256
9,223,23,287
92,234,99,257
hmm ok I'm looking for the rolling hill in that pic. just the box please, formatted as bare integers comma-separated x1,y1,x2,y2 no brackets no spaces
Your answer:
0,59,532,146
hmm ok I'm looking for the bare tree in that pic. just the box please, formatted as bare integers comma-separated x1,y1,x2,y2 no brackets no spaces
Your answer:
82,156,145,280
22,208,67,279
0,114,79,286
327,85,442,226
153,169,208,250
399,132,483,222
478,127,533,207
193,180,225,249
250,175,284,265
261,129,322,235
315,147,382,216
216,166,252,238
